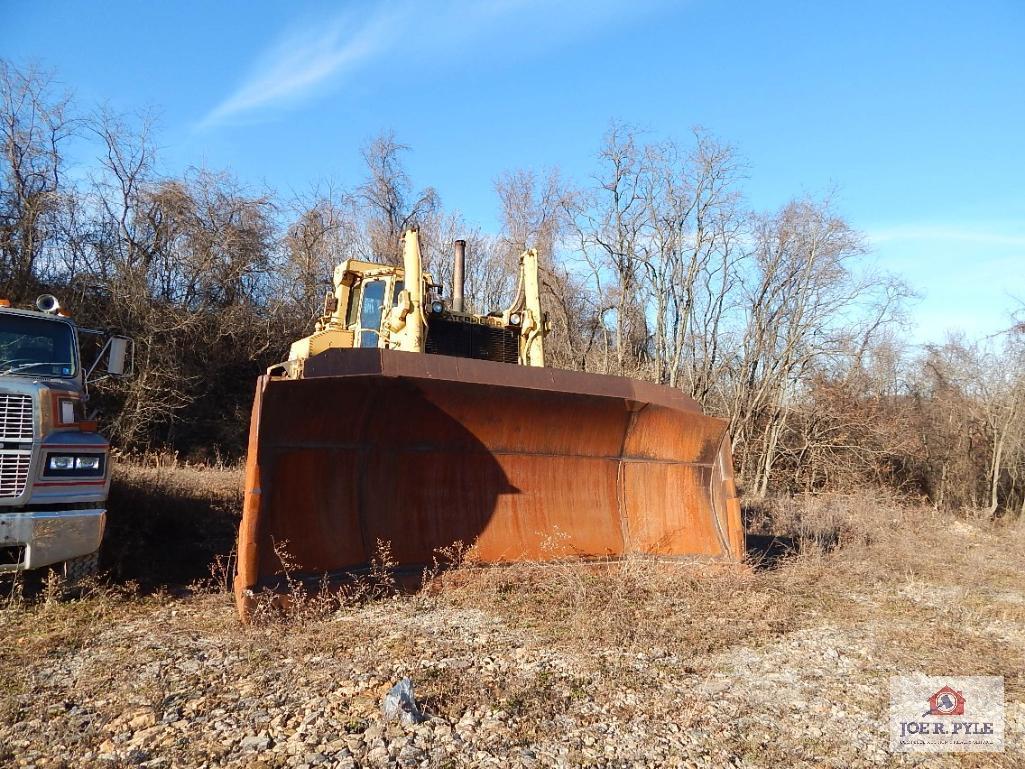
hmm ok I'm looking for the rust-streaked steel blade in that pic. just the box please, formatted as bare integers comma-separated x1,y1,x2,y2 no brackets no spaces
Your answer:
234,350,744,619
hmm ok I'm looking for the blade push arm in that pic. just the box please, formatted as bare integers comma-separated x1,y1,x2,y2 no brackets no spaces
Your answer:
520,249,545,367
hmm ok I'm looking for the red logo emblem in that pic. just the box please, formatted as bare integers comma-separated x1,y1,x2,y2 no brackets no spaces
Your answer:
924,686,966,716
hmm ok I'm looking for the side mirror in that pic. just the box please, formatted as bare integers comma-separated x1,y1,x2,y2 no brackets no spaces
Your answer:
106,337,132,376
82,331,135,381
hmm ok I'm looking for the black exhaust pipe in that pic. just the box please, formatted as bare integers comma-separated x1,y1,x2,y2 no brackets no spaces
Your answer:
453,239,466,313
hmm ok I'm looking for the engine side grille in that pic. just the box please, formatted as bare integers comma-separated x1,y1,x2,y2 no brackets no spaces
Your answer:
425,318,519,364
0,393,33,441
0,451,31,498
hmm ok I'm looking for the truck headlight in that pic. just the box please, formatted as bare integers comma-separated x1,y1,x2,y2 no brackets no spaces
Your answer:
44,452,105,477
49,456,75,470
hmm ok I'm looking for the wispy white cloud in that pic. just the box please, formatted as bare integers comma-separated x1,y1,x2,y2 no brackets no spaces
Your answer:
197,0,661,130
868,223,1025,248
197,8,396,129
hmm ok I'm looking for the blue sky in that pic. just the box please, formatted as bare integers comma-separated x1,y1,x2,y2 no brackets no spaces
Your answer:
3,0,1023,342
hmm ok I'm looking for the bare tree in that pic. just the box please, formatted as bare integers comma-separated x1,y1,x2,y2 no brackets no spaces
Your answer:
357,132,438,265
76,109,279,448
923,334,1025,515
724,196,906,496
0,61,76,300
281,187,356,326
566,123,650,374
635,131,746,393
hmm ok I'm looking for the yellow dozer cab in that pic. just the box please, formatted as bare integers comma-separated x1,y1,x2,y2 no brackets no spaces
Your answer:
235,229,744,618
277,234,545,376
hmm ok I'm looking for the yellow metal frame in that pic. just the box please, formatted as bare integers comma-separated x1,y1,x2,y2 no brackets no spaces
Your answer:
283,228,547,372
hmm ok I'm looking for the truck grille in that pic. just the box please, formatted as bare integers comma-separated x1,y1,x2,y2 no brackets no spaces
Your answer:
0,393,33,440
0,451,31,498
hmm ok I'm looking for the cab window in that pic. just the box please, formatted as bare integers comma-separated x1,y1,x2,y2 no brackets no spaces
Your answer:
345,283,360,328
358,280,386,348
360,280,386,329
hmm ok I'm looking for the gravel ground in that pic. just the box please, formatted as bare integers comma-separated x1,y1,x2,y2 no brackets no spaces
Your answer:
2,496,1023,768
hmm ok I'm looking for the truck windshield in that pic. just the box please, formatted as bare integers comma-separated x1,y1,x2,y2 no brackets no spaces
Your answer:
0,314,76,377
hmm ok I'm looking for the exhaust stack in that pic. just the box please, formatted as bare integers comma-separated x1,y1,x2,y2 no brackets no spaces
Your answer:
452,239,466,313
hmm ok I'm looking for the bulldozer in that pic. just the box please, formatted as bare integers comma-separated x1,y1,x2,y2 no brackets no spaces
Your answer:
234,229,744,618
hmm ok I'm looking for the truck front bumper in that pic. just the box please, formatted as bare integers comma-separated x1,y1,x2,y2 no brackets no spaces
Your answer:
0,508,105,572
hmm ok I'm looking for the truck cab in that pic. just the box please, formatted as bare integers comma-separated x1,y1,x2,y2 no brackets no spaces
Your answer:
0,295,129,581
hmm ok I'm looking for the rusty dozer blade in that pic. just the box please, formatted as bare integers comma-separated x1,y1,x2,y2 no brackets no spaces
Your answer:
234,349,744,619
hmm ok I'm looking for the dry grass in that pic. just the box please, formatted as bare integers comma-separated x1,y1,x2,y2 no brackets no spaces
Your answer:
2,473,1023,767
103,455,243,587
411,490,1021,653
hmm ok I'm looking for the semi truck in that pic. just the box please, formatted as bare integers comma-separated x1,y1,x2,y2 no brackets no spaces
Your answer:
0,294,130,583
